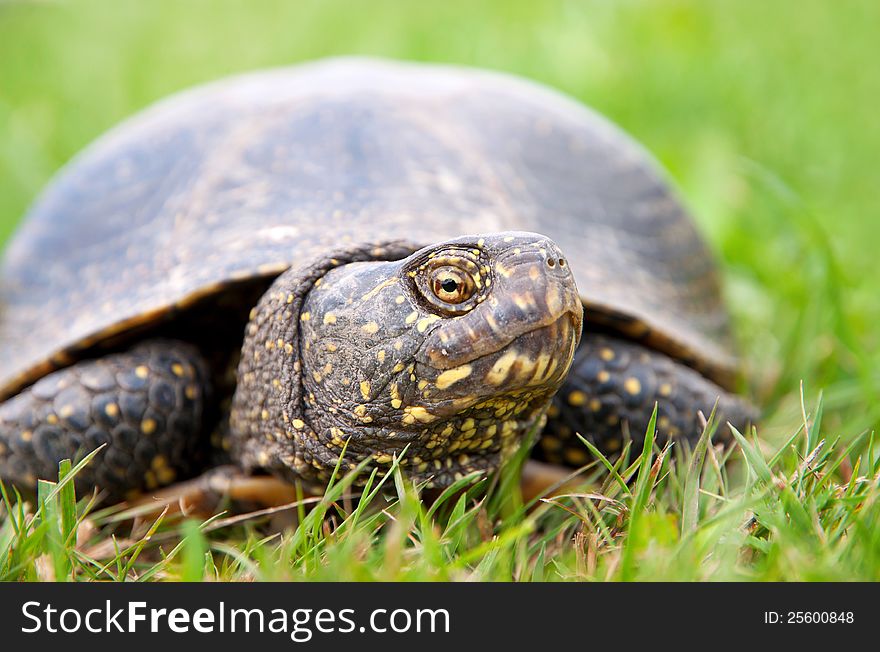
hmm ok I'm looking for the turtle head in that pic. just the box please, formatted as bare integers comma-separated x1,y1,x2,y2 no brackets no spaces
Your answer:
292,231,583,486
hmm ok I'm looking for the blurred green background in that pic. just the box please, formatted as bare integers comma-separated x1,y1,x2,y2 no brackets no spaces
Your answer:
1,0,878,440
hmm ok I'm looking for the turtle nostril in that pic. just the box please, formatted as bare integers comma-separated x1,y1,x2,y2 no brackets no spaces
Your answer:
558,258,566,268
546,258,556,268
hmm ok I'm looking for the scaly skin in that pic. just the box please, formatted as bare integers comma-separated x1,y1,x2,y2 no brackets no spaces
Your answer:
2,232,585,498
229,232,582,490
0,233,758,501
0,340,210,500
537,334,758,466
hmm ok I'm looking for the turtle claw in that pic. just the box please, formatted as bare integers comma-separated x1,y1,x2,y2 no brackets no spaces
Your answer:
117,467,302,520
520,460,588,503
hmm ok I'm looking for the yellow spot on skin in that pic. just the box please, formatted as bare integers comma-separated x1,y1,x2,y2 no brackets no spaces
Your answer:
659,383,672,397
391,399,402,409
135,365,149,379
377,350,386,363
416,315,441,333
402,406,437,424
157,468,176,484
292,419,305,429
326,342,338,352
104,403,119,418
589,398,602,412
46,413,58,425
141,418,157,435
362,321,379,334
361,278,397,301
624,377,642,396
360,380,371,400
287,293,295,303
323,312,337,325
59,405,74,419
300,312,310,321
171,363,185,377
374,453,393,464
185,385,198,399
354,405,367,417
284,342,294,355
260,410,269,420
395,295,406,304
21,431,32,442
418,379,428,390
528,265,540,281
545,286,562,316
487,349,518,385
405,311,419,325
531,352,551,382
597,370,610,383
513,294,537,311
323,363,333,376
567,391,587,406
435,364,473,390
600,348,615,361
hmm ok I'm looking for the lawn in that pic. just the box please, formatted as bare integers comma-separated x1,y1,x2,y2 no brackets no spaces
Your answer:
0,0,878,581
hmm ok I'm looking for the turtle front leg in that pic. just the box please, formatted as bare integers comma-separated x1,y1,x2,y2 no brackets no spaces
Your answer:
535,334,758,466
0,340,211,502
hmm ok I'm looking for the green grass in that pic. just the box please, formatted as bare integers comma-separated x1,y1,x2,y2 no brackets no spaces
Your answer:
1,0,879,580
3,394,879,581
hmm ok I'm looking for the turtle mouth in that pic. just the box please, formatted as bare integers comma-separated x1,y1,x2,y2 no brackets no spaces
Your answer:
417,304,583,373
424,307,582,376
408,309,582,423
470,309,581,386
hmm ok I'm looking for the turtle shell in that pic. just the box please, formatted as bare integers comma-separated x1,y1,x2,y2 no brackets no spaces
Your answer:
0,58,737,399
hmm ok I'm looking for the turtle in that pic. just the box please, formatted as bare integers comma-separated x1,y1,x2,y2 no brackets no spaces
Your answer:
0,58,756,503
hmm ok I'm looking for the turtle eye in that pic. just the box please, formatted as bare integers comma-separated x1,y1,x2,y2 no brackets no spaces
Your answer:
410,248,486,316
430,267,475,305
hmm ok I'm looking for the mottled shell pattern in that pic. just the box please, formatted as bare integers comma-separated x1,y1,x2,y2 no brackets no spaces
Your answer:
0,58,736,398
